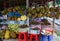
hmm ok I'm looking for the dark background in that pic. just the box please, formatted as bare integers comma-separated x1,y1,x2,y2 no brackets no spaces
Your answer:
0,0,26,11
0,0,55,11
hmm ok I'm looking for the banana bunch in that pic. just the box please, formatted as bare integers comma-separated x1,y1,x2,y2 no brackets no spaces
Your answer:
8,24,19,34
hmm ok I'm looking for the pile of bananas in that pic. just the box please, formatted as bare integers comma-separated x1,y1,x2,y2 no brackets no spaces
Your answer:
8,24,19,34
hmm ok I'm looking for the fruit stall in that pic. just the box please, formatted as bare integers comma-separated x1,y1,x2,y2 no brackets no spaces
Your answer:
0,0,60,41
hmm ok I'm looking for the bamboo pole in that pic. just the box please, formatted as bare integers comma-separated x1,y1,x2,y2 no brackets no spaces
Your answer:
53,0,55,29
26,0,29,8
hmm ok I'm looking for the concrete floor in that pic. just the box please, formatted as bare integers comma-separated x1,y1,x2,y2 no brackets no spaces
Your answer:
3,32,60,41
4,39,18,41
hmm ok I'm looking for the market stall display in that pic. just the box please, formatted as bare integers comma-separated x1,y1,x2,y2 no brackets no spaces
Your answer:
0,0,60,41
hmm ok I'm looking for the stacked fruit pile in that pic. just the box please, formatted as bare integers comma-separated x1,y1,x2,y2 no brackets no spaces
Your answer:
26,7,44,18
1,6,60,20
41,19,51,25
0,29,17,39
0,5,60,40
0,24,28,39
8,24,19,34
26,6,60,19
1,6,27,21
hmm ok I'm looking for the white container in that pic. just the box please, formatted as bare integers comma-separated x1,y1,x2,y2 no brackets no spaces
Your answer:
28,28,40,34
19,28,29,32
8,21,15,24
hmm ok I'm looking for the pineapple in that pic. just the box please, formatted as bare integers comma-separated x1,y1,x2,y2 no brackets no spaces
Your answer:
38,13,43,18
